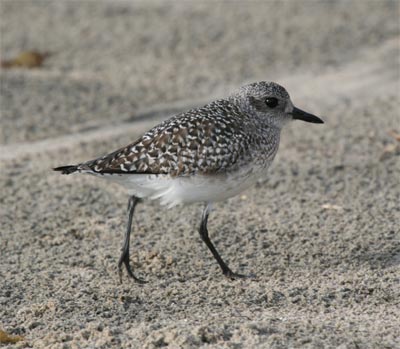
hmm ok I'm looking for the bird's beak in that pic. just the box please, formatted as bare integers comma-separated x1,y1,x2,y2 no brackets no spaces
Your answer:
292,107,324,124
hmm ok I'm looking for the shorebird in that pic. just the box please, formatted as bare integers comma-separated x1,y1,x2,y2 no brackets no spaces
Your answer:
54,81,323,282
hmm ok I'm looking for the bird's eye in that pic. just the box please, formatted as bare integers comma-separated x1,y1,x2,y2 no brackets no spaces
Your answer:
265,97,278,108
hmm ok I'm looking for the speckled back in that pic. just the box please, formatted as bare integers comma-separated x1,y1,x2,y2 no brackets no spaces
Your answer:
86,98,280,177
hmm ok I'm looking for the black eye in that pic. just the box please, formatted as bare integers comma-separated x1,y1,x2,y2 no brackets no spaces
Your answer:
265,97,278,108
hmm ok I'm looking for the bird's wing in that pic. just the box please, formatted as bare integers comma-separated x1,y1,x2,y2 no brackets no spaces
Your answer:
84,101,253,177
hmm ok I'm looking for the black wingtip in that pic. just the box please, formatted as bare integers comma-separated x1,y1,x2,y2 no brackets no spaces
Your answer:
53,165,79,175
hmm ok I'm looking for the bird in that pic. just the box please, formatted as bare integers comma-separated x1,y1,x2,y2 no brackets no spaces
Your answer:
54,81,324,282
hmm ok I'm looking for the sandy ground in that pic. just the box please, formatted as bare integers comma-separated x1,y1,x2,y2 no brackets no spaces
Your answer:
1,1,399,348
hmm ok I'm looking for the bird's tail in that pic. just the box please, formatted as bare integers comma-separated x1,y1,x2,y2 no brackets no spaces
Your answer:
53,165,80,175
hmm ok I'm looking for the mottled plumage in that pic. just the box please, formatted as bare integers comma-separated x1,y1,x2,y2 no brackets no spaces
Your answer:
75,99,278,176
54,81,323,281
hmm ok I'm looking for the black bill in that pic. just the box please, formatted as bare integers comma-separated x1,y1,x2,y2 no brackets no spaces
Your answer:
292,107,324,124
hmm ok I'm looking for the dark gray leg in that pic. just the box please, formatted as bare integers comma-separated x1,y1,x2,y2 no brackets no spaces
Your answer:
117,196,146,283
199,204,246,279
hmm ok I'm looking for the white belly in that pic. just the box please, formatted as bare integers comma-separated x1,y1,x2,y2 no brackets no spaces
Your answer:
97,163,270,207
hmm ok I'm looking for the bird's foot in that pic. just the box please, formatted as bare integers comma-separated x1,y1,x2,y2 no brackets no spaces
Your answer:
223,269,256,280
117,252,147,284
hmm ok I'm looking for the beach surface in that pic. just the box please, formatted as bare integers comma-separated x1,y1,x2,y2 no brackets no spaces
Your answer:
1,1,399,348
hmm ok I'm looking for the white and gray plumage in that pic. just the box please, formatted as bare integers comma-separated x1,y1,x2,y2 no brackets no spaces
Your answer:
54,81,324,282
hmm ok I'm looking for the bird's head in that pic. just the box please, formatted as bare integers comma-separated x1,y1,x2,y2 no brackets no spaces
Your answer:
231,81,324,129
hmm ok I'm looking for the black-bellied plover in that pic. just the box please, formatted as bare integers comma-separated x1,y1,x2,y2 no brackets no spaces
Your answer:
54,81,323,282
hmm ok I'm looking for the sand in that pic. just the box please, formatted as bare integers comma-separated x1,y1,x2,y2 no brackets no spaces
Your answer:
1,1,399,348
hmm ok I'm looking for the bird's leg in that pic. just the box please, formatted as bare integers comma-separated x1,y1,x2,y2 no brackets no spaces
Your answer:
198,204,246,280
117,195,146,284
